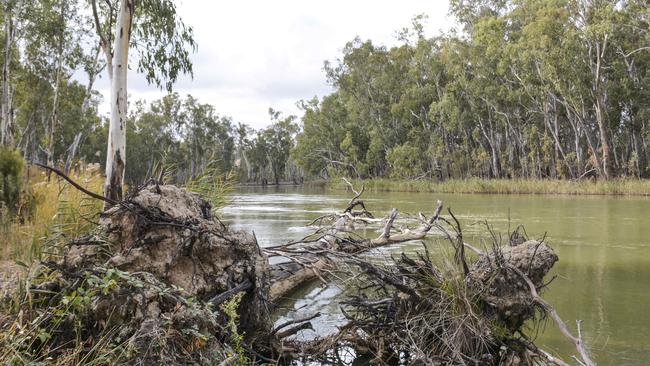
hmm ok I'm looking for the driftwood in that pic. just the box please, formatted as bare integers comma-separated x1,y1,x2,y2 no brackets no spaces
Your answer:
264,178,597,366
266,179,443,300
510,265,596,366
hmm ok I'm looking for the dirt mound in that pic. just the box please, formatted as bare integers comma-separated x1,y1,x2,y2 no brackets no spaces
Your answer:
3,184,275,364
471,240,559,330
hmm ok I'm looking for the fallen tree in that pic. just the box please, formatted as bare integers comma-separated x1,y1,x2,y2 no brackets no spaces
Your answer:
266,179,443,300
0,170,597,366
266,180,596,366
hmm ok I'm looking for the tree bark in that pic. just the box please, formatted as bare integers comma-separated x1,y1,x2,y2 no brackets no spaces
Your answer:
543,98,575,178
1,1,14,146
47,3,66,172
104,0,134,205
594,36,613,179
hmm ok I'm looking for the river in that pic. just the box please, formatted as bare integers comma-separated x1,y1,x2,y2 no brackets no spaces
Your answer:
220,186,650,366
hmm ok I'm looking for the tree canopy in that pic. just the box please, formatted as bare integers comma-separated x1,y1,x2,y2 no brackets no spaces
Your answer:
2,0,650,186
293,0,650,180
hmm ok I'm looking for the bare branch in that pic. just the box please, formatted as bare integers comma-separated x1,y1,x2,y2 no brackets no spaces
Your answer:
509,265,596,366
35,163,118,206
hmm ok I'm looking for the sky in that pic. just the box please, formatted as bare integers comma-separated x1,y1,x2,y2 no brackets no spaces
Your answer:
93,1,454,129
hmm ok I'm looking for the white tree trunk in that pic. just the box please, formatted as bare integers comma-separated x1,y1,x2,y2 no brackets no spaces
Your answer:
1,3,13,146
104,0,134,204
47,10,65,170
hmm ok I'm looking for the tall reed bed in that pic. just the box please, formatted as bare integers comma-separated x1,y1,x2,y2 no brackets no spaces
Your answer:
329,178,650,196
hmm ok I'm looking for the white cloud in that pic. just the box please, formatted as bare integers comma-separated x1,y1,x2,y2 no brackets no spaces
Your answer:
93,0,454,129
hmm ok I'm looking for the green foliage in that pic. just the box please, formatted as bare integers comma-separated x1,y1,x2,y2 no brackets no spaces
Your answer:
0,263,233,365
0,147,24,213
125,94,237,186
134,0,197,92
183,156,235,210
387,143,427,179
220,293,250,365
236,110,299,184
293,3,650,181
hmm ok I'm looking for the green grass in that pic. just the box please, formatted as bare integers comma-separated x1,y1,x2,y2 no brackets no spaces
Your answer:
327,177,650,196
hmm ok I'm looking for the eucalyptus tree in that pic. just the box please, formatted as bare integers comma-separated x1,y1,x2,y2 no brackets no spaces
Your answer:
264,109,298,185
21,0,86,169
293,94,359,178
180,95,235,178
1,0,28,146
89,0,195,203
292,0,650,181
234,122,254,181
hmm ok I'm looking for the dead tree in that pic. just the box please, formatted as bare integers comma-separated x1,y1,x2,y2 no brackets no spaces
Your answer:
265,178,597,366
265,179,443,300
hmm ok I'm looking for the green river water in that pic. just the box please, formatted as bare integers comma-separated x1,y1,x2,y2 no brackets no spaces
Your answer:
220,186,650,365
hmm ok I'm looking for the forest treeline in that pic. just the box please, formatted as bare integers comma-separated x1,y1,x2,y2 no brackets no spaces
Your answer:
295,0,650,180
0,0,299,190
2,0,650,191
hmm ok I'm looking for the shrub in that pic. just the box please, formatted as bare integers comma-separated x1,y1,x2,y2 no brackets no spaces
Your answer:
0,147,24,213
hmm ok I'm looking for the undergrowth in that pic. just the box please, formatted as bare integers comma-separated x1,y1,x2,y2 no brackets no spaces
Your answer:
0,166,103,262
0,263,238,365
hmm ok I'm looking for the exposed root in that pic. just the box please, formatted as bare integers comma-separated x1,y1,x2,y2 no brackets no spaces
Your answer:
1,183,279,365
269,180,596,366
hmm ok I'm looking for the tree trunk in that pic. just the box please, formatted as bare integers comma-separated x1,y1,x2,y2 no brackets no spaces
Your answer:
543,99,575,178
82,46,103,114
47,5,65,172
594,37,613,179
1,2,14,146
595,98,611,179
273,165,279,186
104,0,134,205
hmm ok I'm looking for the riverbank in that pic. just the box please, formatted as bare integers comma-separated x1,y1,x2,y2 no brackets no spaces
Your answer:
324,178,650,196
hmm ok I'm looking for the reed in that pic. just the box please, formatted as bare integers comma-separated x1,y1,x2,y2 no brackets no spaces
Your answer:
328,177,650,196
0,166,104,262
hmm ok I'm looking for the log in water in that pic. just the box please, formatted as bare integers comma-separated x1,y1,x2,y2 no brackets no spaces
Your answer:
221,186,650,366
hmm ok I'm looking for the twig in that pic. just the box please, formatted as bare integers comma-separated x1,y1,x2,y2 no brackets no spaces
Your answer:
34,163,118,206
273,312,321,334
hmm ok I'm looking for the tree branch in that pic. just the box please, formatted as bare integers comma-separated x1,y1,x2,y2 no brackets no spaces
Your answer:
34,163,118,206
509,265,596,366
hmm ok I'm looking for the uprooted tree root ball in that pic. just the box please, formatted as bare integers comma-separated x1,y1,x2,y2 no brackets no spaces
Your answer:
0,176,596,366
1,184,278,365
295,241,560,365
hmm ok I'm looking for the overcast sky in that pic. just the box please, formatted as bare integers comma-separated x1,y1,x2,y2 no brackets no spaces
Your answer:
93,1,454,129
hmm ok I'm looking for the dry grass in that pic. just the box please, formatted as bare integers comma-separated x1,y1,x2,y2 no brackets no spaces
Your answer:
0,166,104,263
